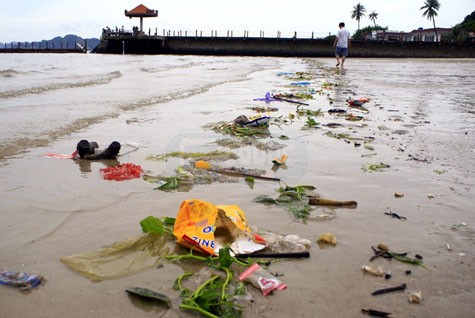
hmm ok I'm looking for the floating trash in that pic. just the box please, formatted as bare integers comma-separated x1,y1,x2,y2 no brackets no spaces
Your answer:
408,291,422,304
0,269,45,290
361,265,385,277
317,233,337,246
126,287,171,308
272,154,288,165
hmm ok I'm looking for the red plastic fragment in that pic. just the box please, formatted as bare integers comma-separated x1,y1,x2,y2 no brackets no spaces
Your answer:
100,163,142,181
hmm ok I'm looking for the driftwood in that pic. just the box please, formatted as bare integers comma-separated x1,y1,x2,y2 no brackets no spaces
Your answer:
308,197,357,207
272,95,310,106
209,169,281,182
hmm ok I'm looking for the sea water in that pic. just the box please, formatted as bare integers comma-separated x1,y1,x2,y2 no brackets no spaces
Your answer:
1,54,474,165
1,54,475,318
0,53,290,159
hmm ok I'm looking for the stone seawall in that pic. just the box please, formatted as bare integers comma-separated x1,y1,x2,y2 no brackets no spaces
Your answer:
94,35,475,58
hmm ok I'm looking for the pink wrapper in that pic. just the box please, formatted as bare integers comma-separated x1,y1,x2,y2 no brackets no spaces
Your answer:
239,263,286,296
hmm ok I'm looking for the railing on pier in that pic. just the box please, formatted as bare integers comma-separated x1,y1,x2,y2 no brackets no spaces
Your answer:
163,29,329,39
0,41,86,53
103,28,330,39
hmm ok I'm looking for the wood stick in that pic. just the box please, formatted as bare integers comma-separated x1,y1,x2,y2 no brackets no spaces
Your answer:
209,169,281,182
371,284,407,296
272,95,310,106
236,251,310,258
361,308,392,317
309,197,357,207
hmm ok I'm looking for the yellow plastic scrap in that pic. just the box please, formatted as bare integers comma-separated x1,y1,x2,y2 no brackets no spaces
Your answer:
272,154,288,165
317,233,337,246
195,160,211,170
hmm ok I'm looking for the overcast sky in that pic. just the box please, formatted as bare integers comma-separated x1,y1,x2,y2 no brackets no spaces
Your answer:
1,0,473,42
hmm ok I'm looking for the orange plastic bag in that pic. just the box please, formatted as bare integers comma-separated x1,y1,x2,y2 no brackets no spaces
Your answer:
173,199,264,255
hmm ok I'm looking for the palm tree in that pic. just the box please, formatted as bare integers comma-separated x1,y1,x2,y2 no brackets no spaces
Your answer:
420,0,441,42
369,11,379,27
351,3,367,30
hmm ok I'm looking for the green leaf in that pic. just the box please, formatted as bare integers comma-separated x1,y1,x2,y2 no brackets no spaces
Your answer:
389,252,428,270
253,195,277,204
125,287,171,308
234,282,247,296
140,216,175,235
276,195,293,203
244,176,254,189
157,176,179,189
289,204,311,223
163,217,176,226
140,216,166,235
218,247,235,269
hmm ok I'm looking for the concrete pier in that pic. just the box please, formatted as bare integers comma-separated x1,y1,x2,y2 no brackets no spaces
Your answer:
93,34,475,58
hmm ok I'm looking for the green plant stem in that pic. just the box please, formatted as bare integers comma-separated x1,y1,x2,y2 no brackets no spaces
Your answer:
179,304,220,318
177,272,193,292
191,275,220,300
165,254,210,262
221,268,232,300
233,257,250,267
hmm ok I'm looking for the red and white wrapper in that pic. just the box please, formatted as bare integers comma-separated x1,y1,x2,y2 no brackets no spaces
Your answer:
239,263,286,296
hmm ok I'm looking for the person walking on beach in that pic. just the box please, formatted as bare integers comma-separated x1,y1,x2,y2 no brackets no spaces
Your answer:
333,22,351,67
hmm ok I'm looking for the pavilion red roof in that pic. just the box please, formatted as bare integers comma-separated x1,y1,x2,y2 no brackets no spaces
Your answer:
125,4,158,18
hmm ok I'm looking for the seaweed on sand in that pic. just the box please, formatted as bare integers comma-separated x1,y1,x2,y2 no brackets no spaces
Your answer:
275,92,314,100
216,138,285,152
324,131,353,140
282,71,315,81
216,138,252,149
362,163,391,173
204,121,271,138
146,150,238,162
144,165,269,192
253,140,286,152
296,106,324,117
253,184,318,223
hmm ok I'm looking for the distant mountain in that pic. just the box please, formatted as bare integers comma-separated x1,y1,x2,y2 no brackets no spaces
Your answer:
0,34,100,51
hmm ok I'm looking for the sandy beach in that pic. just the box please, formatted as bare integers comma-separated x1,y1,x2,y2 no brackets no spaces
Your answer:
0,56,474,318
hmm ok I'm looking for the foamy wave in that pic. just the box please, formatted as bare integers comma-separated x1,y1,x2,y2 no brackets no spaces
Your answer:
0,71,122,99
119,72,255,112
0,137,49,161
0,69,23,78
140,61,205,73
0,65,267,160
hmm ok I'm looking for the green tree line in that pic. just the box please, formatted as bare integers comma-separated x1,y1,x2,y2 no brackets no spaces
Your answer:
349,1,474,42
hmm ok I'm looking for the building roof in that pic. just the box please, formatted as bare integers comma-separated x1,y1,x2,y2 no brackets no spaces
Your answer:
125,4,158,18
409,28,452,34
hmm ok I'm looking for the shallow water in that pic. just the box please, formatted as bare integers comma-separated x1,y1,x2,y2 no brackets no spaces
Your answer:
0,54,474,318
0,54,275,158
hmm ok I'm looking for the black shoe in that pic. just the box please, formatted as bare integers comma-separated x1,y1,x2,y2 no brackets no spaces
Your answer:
101,141,121,159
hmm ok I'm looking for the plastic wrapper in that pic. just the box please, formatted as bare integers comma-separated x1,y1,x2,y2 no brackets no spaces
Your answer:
0,268,45,290
173,199,266,255
61,233,172,281
100,163,142,181
258,231,311,253
239,263,286,296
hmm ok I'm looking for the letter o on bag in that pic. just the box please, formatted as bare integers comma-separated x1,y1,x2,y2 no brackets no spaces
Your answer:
203,226,213,234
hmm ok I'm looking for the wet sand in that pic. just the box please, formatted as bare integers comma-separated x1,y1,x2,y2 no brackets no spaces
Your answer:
0,58,474,317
